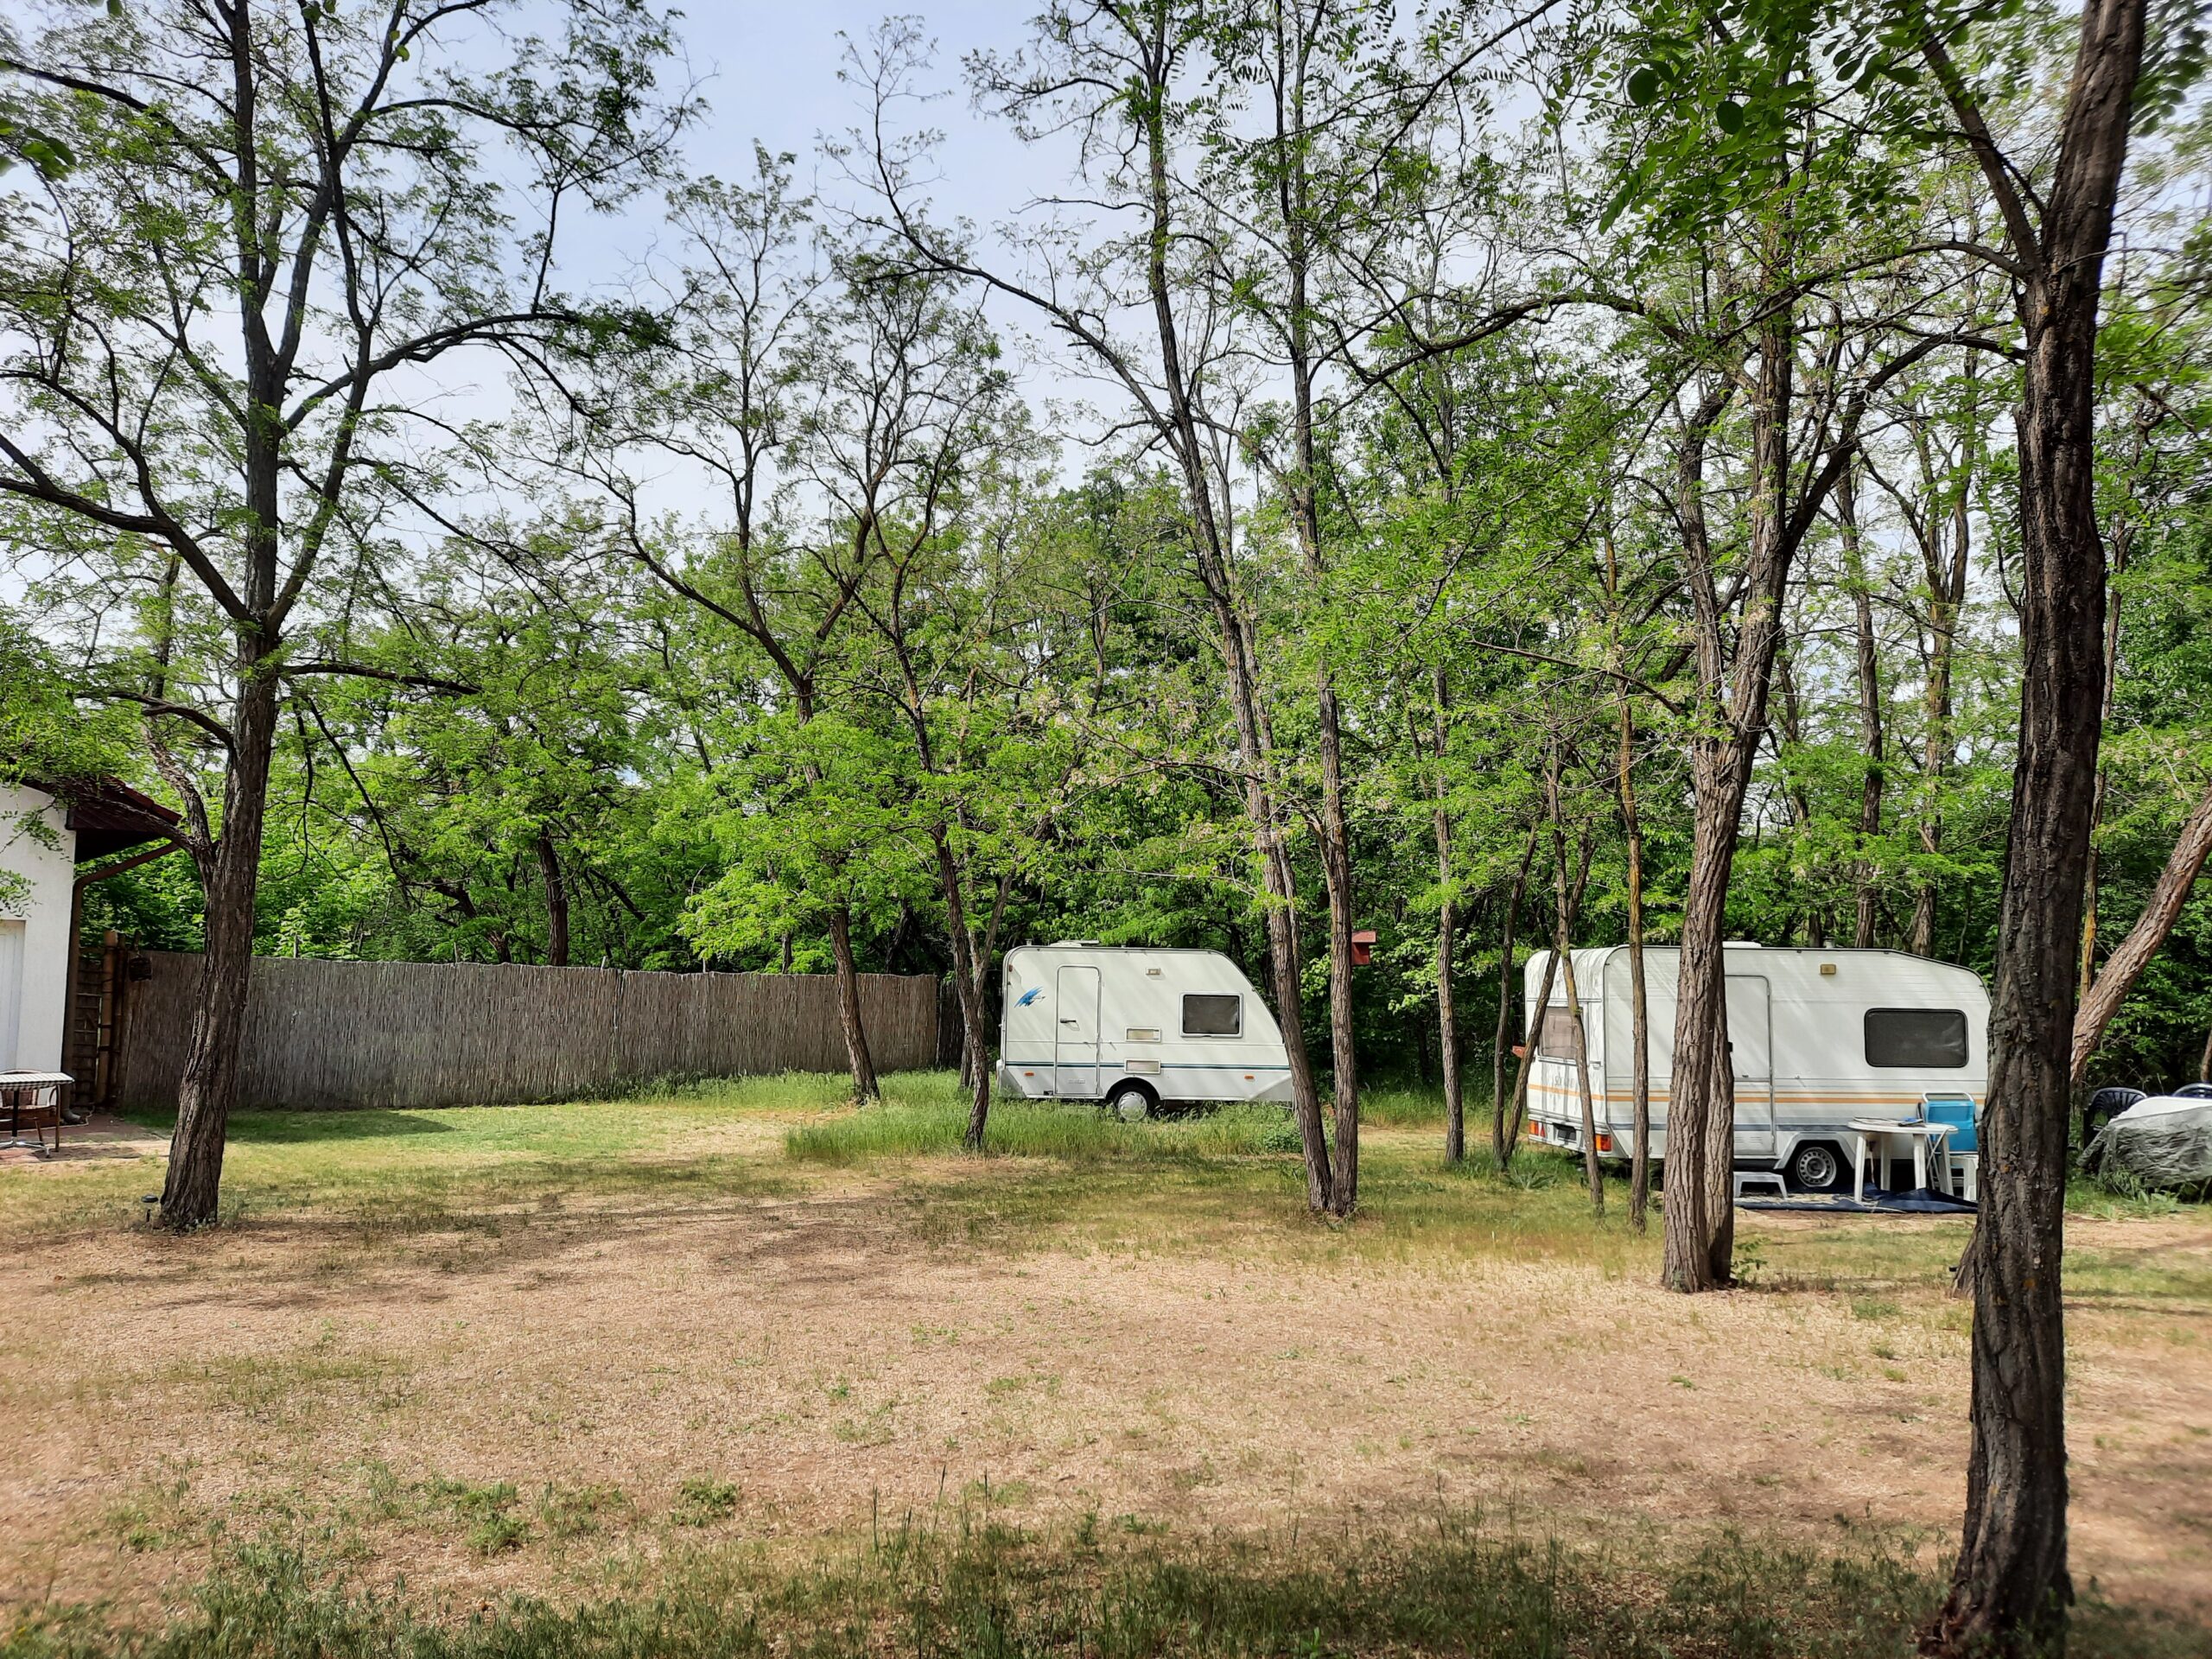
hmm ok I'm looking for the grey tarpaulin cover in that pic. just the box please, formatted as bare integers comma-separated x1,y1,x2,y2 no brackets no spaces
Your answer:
2083,1095,2212,1191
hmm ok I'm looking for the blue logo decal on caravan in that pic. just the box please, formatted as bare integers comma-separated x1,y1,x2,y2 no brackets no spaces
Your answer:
1016,988,1042,1007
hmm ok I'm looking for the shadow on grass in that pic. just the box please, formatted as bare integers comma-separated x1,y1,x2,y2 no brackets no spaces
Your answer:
118,1107,462,1143
4,1505,2202,1659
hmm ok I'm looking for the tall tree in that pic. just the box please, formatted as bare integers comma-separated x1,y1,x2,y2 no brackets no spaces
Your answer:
1887,2,2151,1649
859,9,1341,1210
0,0,681,1225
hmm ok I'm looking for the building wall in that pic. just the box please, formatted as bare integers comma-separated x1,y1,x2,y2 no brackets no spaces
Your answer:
0,783,78,1072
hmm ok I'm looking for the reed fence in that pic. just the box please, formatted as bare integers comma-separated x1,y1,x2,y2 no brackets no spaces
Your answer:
110,954,938,1111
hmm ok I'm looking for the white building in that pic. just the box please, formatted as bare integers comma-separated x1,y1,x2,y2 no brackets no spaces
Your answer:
0,779,180,1074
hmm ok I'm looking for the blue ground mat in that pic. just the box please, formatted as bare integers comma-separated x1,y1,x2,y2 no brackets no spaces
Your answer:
1737,1186,1977,1215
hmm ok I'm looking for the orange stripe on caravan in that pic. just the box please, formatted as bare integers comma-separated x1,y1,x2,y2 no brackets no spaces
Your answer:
1528,1082,1942,1107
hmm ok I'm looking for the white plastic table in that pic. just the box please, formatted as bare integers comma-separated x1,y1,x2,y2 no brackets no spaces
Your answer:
1845,1119,1955,1202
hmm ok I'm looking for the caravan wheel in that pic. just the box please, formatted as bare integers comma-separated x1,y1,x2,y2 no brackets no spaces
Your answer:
1106,1081,1156,1122
1786,1141,1847,1193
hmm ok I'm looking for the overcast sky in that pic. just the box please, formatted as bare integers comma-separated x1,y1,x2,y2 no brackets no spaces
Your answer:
677,3,1053,210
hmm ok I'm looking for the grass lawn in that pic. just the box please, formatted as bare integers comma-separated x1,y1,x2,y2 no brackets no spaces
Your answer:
2,1074,2207,1657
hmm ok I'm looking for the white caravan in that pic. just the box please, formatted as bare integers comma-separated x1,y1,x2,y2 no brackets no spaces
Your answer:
996,944,1294,1118
1523,945,1988,1192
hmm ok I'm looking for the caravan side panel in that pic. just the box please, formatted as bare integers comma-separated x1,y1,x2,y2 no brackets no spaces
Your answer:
1532,947,1990,1177
998,947,1293,1107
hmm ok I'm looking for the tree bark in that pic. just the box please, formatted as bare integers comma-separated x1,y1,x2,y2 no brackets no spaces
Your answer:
1501,840,1593,1162
1616,680,1653,1231
1910,395,1974,959
1130,54,1329,1210
161,670,279,1230
1659,357,1776,1294
1659,738,1754,1291
2069,782,2212,1086
928,832,995,1150
1432,668,1465,1164
1267,7,1361,1216
537,832,570,968
1922,4,2145,1649
1840,467,1886,949
1599,524,1654,1228
1490,823,1540,1168
2078,516,2135,1000
1549,766,1604,1217
826,906,880,1104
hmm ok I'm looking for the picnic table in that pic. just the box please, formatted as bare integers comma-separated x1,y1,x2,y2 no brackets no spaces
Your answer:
1845,1117,1956,1203
0,1072,74,1160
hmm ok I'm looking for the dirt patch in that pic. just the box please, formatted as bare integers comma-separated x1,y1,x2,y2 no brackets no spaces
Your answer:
3,1129,2208,1627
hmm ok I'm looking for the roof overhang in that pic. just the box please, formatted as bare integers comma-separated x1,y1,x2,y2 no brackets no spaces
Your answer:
28,777,185,862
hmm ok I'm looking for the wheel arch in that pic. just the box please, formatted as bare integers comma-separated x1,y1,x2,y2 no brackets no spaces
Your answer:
1103,1075,1160,1109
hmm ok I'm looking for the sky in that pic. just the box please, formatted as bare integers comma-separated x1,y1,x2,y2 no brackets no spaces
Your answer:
672,3,1058,216
576,3,1101,496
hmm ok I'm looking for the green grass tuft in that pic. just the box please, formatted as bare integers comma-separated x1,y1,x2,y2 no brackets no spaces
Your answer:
8,1510,2198,1659
783,1096,1295,1166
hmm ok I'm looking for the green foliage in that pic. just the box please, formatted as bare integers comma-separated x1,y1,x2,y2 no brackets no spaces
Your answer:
6,0,2211,1117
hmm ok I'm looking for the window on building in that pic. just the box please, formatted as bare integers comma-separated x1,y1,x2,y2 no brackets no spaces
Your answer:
1864,1007,1968,1068
1181,994,1242,1037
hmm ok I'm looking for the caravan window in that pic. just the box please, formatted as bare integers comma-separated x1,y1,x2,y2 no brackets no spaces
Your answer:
1535,1006,1583,1059
1182,994,1242,1037
1865,1007,1968,1068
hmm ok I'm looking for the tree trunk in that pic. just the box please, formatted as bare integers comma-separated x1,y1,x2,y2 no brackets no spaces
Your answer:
1923,5,2144,1649
1616,680,1653,1231
2077,528,2133,1000
929,833,995,1150
2069,782,2212,1085
1433,668,1465,1164
1660,353,1785,1294
1659,741,1753,1292
1601,524,1654,1229
537,832,570,968
1318,681,1361,1214
1549,774,1603,1217
1841,467,1886,949
1911,409,1973,958
161,670,279,1230
826,906,880,1103
1501,840,1592,1162
1490,823,1540,1168
1268,16,1361,1217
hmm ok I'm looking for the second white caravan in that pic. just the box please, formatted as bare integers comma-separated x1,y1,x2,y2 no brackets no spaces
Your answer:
1523,945,1988,1191
996,944,1294,1117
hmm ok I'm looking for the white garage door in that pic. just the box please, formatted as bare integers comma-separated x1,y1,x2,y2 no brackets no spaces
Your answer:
0,919,22,1071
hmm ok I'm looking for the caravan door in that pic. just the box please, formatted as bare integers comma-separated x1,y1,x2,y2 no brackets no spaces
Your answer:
1727,976,1776,1160
1055,965,1101,1098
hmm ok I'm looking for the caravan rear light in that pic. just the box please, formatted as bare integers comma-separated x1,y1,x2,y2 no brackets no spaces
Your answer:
1595,1133,1614,1153
1528,1122,1545,1139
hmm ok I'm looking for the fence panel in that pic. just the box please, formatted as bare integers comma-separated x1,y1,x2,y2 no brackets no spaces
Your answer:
111,953,938,1112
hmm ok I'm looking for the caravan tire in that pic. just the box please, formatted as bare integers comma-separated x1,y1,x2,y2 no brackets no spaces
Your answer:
1106,1081,1157,1122
1786,1141,1847,1194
